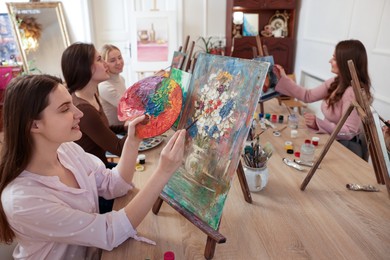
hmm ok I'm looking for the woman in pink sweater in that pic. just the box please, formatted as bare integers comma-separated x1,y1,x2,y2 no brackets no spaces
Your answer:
0,75,185,259
274,39,372,159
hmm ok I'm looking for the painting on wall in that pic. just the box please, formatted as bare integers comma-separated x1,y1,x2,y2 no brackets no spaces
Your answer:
0,13,21,64
170,68,192,130
163,53,269,229
254,55,279,102
242,13,259,36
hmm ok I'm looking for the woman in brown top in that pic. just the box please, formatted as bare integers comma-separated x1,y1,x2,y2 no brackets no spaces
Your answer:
61,42,126,166
61,42,127,213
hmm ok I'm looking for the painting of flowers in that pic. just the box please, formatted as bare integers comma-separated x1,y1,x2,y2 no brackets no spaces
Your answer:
170,68,192,130
163,53,269,229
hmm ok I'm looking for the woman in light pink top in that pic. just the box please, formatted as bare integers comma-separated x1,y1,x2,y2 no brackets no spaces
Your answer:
0,75,186,259
274,39,372,159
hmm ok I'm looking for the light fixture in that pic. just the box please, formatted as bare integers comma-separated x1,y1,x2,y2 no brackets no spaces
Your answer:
232,12,244,38
16,15,42,53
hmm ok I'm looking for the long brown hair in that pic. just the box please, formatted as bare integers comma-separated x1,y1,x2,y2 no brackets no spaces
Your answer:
0,74,62,244
61,42,96,93
325,39,372,108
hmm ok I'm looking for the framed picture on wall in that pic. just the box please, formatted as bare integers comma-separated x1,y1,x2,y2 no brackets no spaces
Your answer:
0,13,21,64
242,13,258,36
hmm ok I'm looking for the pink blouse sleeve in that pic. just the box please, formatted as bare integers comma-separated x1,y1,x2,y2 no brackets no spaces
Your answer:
315,87,361,139
275,76,334,103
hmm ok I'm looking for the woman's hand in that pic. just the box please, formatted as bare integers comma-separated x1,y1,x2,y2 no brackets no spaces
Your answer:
126,114,145,142
157,129,186,177
382,120,390,135
304,112,319,130
383,120,390,151
273,64,287,80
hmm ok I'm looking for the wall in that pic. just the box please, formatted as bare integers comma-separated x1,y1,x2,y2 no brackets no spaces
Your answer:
1,0,389,120
0,0,91,76
182,0,226,55
295,0,390,120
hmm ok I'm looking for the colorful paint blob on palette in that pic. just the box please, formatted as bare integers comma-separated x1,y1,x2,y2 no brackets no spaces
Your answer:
118,75,182,138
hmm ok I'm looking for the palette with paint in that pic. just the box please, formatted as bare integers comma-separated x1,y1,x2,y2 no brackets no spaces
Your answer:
138,136,164,151
118,75,182,138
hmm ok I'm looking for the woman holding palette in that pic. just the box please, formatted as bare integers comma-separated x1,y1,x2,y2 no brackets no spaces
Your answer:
274,39,372,159
0,74,186,259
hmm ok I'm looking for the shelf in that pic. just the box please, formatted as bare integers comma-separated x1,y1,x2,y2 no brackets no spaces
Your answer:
226,0,298,73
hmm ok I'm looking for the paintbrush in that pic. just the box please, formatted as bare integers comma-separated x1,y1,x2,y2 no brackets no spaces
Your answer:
284,103,292,115
378,115,390,128
185,118,199,131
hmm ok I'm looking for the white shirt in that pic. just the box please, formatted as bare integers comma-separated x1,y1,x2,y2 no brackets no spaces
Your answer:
2,142,137,260
98,74,126,126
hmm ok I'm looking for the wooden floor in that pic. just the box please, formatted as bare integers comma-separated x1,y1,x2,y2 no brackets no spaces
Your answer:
102,100,390,260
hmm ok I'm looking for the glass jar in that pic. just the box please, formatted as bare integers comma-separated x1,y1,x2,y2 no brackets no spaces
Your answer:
288,114,298,129
300,139,315,163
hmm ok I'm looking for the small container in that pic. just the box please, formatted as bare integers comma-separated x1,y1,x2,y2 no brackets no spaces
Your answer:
311,136,320,146
265,113,271,120
290,129,298,138
278,115,284,123
271,114,278,123
300,139,315,163
288,114,298,129
138,154,146,164
164,251,175,260
259,113,264,119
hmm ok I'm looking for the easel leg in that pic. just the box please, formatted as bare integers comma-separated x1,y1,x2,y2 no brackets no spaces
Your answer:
301,103,355,190
204,236,217,260
152,196,164,215
259,102,264,114
236,161,252,203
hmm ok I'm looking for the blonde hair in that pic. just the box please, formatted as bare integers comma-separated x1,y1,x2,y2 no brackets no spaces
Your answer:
100,44,120,61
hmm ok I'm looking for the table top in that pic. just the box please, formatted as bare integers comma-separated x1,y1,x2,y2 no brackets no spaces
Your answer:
102,99,390,260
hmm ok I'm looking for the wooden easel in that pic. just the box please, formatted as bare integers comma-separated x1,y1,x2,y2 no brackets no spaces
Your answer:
153,39,253,259
152,160,252,259
300,60,390,196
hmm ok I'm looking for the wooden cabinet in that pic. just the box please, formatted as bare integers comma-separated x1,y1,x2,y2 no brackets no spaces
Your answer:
0,65,22,131
225,0,298,74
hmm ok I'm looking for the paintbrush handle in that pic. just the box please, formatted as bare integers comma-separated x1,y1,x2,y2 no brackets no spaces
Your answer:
379,115,390,128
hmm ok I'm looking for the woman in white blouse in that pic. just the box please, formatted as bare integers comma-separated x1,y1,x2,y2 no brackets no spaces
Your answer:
0,74,185,259
98,44,127,126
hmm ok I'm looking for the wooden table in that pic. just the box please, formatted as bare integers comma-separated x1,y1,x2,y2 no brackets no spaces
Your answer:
102,99,390,260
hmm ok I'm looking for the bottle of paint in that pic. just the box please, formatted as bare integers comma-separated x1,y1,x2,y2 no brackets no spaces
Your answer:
271,114,278,123
278,115,284,123
300,139,315,163
290,129,298,138
311,136,320,146
138,154,146,164
164,251,175,260
258,113,264,119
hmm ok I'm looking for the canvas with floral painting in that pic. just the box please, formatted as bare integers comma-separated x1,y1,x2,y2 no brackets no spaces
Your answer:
163,53,269,229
